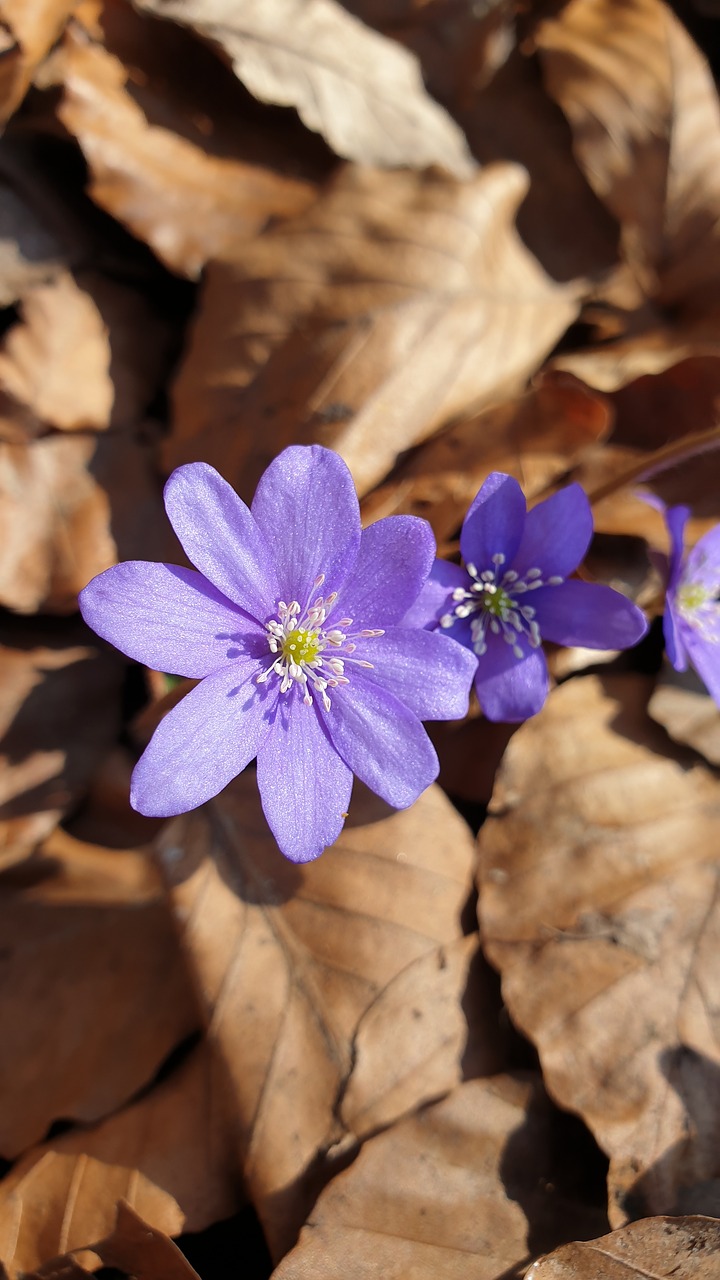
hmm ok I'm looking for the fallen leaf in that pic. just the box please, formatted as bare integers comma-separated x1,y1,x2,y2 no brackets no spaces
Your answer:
133,0,474,175
0,1043,238,1278
274,1075,608,1279
527,1215,720,1279
360,372,611,543
477,674,720,1225
91,1201,202,1279
649,668,720,769
54,14,322,278
166,162,579,498
0,423,176,613
0,180,65,307
155,772,476,1256
340,935,505,1139
0,0,80,123
535,0,720,314
0,615,124,861
0,825,198,1158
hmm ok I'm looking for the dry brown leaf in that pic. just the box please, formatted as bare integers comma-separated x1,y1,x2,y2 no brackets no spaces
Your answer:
0,615,123,861
478,674,720,1226
649,668,720,769
0,424,176,613
360,372,611,542
155,772,476,1256
90,1201,202,1279
274,1075,608,1279
0,825,198,1157
535,0,720,313
0,1043,238,1278
166,163,579,499
340,935,505,1139
133,0,474,175
0,269,171,437
527,1215,720,1279
54,17,321,278
0,181,66,307
0,0,79,123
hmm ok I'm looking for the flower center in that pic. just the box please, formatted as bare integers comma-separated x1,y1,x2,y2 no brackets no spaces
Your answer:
439,554,563,660
677,583,712,615
256,574,384,710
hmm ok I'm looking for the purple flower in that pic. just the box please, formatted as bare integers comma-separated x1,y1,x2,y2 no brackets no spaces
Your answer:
661,504,720,706
406,472,648,722
79,446,476,862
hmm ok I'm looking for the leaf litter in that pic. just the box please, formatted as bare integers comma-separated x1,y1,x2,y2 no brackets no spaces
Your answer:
0,0,719,1276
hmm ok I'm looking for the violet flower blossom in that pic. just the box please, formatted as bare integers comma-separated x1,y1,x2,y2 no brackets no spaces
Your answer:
406,472,648,723
79,446,476,862
660,504,720,706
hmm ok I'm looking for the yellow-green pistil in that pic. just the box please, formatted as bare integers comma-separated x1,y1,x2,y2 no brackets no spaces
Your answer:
439,554,563,659
281,627,322,665
677,583,712,615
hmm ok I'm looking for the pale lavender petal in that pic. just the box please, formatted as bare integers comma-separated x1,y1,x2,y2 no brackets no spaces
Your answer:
351,626,477,720
685,630,720,707
324,681,438,808
460,473,526,571
665,504,690,593
257,690,353,862
474,636,548,722
337,516,435,627
664,604,689,672
402,560,468,629
251,445,361,605
684,523,720,594
512,484,593,581
131,661,276,816
531,580,648,649
164,463,276,621
80,562,265,677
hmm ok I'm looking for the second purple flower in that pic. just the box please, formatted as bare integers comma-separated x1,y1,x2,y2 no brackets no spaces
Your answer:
407,472,648,722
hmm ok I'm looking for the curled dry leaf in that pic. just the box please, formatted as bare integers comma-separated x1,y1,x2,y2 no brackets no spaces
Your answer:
0,424,176,613
274,1075,608,1280
154,772,476,1256
0,0,79,124
167,163,579,498
90,1201,202,1280
133,0,474,175
0,825,198,1157
0,615,123,862
360,372,611,544
527,1215,720,1279
0,1043,238,1278
340,935,506,1139
55,18,321,278
535,0,720,313
477,674,720,1225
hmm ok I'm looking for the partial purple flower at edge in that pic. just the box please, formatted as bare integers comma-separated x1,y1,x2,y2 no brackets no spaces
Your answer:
405,472,648,722
660,503,720,706
79,446,477,863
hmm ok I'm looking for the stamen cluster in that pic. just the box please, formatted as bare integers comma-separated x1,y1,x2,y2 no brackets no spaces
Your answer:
257,574,383,711
439,553,562,659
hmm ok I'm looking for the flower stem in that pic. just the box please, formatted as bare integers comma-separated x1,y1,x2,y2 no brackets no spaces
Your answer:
588,423,720,505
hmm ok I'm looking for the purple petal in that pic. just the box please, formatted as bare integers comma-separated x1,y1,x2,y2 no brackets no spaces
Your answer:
80,562,265,677
402,559,468,630
131,662,275,816
685,630,720,707
531,580,648,649
353,626,477,720
664,603,689,672
337,516,435,627
164,463,276,621
684,523,720,594
512,484,593,581
460,473,526,571
324,680,438,808
474,636,549,722
257,691,353,862
251,445,361,606
664,505,690,593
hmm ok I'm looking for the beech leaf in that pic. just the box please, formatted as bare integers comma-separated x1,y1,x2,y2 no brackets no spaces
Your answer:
478,675,720,1225
527,1215,720,1279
